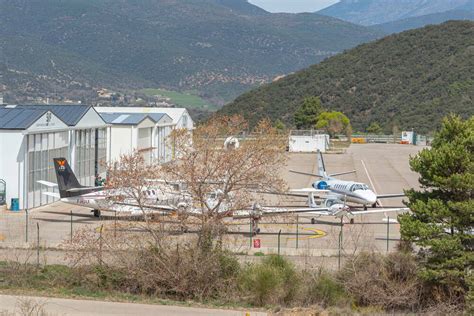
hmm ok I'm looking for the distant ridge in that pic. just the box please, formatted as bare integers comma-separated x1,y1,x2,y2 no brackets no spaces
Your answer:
0,0,381,106
372,9,474,33
318,0,473,26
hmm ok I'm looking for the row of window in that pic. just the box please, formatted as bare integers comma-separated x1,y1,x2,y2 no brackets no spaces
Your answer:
27,128,108,208
332,183,369,192
27,132,69,208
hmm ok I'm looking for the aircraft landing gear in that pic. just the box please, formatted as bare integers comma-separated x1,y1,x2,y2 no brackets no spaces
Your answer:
311,218,316,224
92,209,101,217
364,205,368,210
350,218,355,224
372,202,377,208
251,218,261,236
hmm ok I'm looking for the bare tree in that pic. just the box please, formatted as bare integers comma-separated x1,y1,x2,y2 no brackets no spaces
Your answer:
163,115,287,246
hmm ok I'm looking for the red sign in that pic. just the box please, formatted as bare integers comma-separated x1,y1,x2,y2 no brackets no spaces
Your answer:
253,239,261,248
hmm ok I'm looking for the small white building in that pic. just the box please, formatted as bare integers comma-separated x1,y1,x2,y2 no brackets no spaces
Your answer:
95,107,193,130
95,107,194,163
288,130,330,153
0,105,108,210
98,112,174,164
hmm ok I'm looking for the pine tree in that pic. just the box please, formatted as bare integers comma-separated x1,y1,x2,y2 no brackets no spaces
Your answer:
399,115,474,304
293,96,323,129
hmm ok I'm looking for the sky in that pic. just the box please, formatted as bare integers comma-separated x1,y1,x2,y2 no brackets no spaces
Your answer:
248,0,340,13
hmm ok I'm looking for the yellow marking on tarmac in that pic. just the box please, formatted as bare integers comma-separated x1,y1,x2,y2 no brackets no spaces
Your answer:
260,223,327,240
288,227,327,240
0,233,5,241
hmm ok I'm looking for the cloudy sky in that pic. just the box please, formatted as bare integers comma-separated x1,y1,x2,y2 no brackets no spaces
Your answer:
248,0,340,13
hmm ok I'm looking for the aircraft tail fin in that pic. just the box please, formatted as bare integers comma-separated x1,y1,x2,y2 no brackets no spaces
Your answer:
317,150,328,179
53,158,86,198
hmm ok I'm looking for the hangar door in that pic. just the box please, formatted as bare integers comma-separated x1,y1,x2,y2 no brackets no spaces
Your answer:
138,127,153,164
27,132,69,208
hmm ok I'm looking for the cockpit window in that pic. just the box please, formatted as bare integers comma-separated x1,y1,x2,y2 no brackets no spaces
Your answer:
350,184,369,191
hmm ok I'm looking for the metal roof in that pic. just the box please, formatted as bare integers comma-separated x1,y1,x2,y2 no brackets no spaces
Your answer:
99,112,166,125
0,108,48,129
1,104,92,126
95,107,189,125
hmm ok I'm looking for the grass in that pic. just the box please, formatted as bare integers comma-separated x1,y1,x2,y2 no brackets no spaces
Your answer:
140,88,218,110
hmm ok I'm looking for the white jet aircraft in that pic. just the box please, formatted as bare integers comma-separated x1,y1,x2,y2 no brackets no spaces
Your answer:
38,158,184,217
284,150,409,223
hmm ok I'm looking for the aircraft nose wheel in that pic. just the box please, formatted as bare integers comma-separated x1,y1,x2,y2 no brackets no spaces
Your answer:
311,218,316,224
92,209,101,217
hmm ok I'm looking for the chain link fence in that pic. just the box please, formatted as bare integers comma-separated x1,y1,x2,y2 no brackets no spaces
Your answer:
0,207,402,269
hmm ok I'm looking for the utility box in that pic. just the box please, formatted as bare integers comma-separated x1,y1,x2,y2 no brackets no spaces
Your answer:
289,130,330,153
401,131,416,144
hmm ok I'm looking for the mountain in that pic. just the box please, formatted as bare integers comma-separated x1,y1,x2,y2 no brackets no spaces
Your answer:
318,0,473,26
219,21,474,134
373,9,474,34
0,0,382,106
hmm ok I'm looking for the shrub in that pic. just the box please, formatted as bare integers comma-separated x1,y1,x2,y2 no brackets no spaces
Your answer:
304,271,350,308
239,255,300,306
339,252,423,311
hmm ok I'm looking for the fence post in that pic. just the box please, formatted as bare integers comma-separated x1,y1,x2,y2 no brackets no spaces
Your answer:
386,216,390,252
25,209,28,243
296,215,299,249
278,229,282,256
249,218,253,248
338,217,343,270
70,210,73,242
36,222,40,267
98,224,104,266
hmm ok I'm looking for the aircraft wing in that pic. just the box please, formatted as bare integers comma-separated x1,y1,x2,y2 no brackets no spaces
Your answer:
377,193,405,199
113,201,177,212
42,192,60,198
67,186,103,192
37,180,58,187
232,207,331,218
350,207,410,215
286,188,329,198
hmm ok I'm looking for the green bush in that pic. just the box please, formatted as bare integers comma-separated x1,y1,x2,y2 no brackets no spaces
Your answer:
304,271,350,307
238,255,300,306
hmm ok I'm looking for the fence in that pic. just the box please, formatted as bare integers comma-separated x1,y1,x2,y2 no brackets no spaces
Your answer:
0,207,402,269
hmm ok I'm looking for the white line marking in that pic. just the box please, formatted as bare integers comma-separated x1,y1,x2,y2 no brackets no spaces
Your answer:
361,159,384,208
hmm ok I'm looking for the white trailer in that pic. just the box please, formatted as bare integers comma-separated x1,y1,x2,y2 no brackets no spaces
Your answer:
289,130,330,153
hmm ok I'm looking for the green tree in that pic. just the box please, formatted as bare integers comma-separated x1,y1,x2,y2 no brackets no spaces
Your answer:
399,115,474,305
293,96,323,129
274,119,286,132
366,122,383,134
315,111,352,137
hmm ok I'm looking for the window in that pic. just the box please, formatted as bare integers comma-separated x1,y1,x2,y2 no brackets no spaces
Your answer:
182,114,188,128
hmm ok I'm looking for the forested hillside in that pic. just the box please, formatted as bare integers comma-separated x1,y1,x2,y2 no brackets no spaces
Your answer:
0,0,381,105
219,21,474,134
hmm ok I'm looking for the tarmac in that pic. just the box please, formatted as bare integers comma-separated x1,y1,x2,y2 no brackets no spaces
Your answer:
0,143,425,265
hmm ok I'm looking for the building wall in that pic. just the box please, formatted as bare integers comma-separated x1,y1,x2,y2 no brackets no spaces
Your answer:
109,126,134,162
0,131,26,209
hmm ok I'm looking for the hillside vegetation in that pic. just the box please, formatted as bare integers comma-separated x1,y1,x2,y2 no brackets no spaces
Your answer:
0,0,381,106
219,21,474,133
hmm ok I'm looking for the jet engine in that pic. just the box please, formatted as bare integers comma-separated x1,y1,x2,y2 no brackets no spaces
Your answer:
312,180,328,190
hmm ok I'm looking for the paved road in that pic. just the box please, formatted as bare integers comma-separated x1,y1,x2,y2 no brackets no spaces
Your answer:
0,294,267,316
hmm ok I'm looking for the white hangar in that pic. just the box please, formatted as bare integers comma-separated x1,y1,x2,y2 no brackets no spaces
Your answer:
0,105,108,210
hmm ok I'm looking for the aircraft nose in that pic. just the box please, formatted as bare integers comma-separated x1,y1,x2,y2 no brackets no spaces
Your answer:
366,191,377,204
